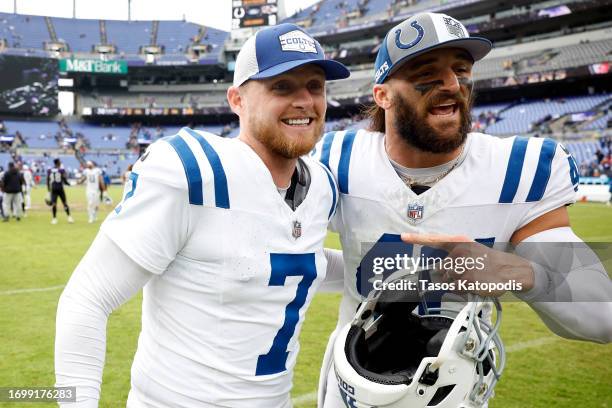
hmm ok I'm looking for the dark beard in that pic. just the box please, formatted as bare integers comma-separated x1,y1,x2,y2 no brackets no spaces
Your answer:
392,93,472,154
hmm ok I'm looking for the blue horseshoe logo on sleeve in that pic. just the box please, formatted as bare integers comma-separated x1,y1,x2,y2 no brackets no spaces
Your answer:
395,21,424,49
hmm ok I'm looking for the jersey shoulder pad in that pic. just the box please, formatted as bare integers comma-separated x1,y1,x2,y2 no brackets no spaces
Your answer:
133,135,189,191
494,135,577,205
312,128,377,194
155,127,230,208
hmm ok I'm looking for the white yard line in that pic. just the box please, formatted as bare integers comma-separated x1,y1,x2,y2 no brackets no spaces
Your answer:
506,336,559,352
0,284,65,295
292,391,318,406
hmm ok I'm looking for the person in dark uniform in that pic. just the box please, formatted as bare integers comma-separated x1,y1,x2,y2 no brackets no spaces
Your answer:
1,162,25,221
47,158,74,224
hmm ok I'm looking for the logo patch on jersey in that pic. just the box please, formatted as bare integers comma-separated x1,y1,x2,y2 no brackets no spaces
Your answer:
292,220,302,239
407,203,424,222
279,30,317,53
443,16,465,38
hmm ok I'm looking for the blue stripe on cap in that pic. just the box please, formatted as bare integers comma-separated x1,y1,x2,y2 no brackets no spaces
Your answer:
318,163,337,219
499,136,529,204
184,128,230,209
166,135,203,205
374,33,393,84
319,132,336,170
526,139,557,202
338,130,357,194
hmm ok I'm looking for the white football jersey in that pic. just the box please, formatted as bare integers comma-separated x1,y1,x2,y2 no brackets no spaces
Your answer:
101,128,338,407
314,130,578,326
23,170,33,188
82,168,102,193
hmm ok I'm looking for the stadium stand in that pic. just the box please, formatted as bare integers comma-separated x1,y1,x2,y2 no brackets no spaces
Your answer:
105,21,152,54
565,140,600,166
0,13,50,49
485,94,611,135
584,113,612,131
1,12,228,61
4,120,61,149
157,21,200,54
52,17,98,52
0,152,11,166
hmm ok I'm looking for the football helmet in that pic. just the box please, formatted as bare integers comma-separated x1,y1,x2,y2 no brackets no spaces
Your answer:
333,271,505,408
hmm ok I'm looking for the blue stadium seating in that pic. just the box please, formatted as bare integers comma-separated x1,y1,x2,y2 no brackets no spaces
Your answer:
19,153,81,174
471,103,509,117
0,152,12,168
365,0,390,17
486,94,611,135
53,17,99,52
4,121,60,149
83,152,139,176
157,21,199,54
70,123,134,149
583,113,611,131
0,13,50,49
0,12,226,57
564,141,600,166
105,20,152,54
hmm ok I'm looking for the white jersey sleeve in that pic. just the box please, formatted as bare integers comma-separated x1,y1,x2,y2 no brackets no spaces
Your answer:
518,141,578,228
100,139,192,274
23,170,33,187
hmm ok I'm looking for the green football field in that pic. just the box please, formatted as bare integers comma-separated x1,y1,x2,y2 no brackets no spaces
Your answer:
0,186,611,408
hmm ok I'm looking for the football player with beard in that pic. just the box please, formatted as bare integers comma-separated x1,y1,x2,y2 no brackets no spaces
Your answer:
55,23,349,407
315,12,612,408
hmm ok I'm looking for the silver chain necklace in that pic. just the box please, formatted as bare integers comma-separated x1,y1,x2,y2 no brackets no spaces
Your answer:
398,143,466,188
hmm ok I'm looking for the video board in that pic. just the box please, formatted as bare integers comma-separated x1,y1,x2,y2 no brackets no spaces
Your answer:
232,0,278,29
0,55,58,116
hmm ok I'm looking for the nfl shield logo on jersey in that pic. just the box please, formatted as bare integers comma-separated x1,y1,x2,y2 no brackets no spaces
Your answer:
292,221,302,239
407,203,424,222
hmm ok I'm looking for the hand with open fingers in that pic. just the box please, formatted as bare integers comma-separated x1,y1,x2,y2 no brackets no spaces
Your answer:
401,232,535,297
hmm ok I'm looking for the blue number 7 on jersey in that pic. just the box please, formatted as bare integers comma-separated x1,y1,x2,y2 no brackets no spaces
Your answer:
256,253,317,376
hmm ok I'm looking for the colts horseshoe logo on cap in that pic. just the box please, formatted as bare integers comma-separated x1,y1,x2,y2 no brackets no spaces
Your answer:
395,21,424,50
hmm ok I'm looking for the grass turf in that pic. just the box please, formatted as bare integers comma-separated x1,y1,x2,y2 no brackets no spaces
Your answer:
0,187,610,407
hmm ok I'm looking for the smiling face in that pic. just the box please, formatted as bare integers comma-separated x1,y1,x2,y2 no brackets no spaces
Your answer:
375,48,475,153
232,64,327,159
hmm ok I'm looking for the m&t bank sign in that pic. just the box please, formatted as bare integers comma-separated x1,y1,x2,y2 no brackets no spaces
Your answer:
59,58,128,74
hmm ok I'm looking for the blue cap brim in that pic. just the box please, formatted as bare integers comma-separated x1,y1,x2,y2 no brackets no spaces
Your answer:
250,59,351,81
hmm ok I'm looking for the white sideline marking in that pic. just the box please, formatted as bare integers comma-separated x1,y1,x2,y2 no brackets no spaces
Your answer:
292,391,317,405
291,336,559,406
0,284,65,295
506,336,559,352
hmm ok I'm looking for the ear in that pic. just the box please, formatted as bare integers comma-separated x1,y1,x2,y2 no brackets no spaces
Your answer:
227,86,243,115
373,84,392,110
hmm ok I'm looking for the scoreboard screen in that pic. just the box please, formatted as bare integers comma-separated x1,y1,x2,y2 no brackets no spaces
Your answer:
232,0,278,29
0,55,58,116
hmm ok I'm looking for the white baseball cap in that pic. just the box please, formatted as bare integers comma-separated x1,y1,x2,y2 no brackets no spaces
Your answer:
374,12,492,84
